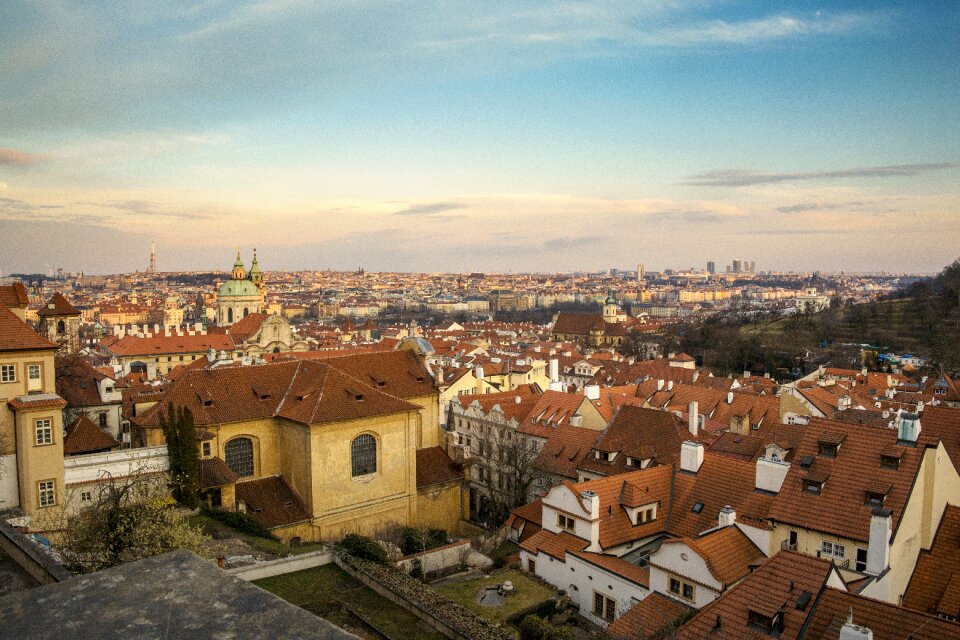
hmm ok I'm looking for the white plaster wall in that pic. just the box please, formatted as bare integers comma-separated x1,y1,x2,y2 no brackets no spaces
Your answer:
736,522,771,558
649,564,720,609
566,553,650,627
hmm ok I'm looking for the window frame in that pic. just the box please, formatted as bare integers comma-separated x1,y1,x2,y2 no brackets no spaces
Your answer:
0,364,16,383
224,436,255,477
557,513,576,532
351,433,378,478
38,479,56,507
34,418,53,446
593,591,616,622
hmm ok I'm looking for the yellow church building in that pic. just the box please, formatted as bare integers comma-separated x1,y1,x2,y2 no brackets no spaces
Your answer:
130,347,465,543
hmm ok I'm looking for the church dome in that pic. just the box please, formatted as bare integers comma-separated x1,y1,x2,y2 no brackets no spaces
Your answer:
218,278,261,298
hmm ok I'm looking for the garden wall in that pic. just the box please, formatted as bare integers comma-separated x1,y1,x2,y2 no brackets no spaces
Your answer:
226,549,333,581
0,520,71,585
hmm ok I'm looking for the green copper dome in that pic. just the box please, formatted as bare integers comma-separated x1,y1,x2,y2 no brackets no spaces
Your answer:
218,278,261,298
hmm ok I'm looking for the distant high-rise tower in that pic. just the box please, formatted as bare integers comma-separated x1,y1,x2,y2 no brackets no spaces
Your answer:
732,259,743,273
637,263,645,282
147,241,157,274
707,261,716,274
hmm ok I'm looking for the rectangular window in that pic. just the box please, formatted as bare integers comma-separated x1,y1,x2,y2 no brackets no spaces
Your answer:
855,548,868,572
202,442,211,457
821,541,845,559
593,592,616,622
35,418,53,446
80,491,92,502
557,513,575,532
38,480,56,507
98,413,108,428
0,364,15,383
669,578,681,594
669,577,695,602
527,558,536,573
27,364,41,391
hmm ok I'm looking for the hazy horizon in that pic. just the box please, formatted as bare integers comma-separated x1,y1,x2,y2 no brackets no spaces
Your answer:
2,2,958,274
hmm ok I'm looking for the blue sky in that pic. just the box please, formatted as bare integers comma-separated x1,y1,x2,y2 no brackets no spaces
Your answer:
1,1,958,274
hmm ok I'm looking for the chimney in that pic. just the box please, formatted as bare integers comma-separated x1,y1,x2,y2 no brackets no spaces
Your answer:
585,385,600,401
549,358,559,383
743,370,751,379
569,414,583,427
718,505,736,527
657,379,665,391
897,413,921,443
839,609,874,640
475,365,484,381
680,441,704,474
756,456,790,494
688,401,699,437
727,391,734,404
866,508,891,575
514,395,522,404
207,348,216,362
666,380,674,391
580,490,600,520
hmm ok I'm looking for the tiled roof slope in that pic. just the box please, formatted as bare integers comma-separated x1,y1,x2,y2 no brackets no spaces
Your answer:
235,475,312,529
63,415,120,455
38,292,80,317
677,551,835,640
660,525,764,587
766,417,928,542
578,405,689,475
902,504,960,617
415,446,463,489
532,425,602,480
606,591,691,640
226,312,268,342
0,282,29,309
803,587,960,640
0,302,56,351
199,457,239,489
104,332,235,356
134,360,419,427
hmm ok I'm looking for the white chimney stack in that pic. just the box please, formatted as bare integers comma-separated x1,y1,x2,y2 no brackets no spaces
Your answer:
475,365,484,381
866,508,892,576
727,391,734,404
580,490,600,520
688,401,699,437
667,380,674,391
898,413,921,443
718,505,736,527
756,456,790,494
585,385,600,401
549,358,559,383
839,609,873,640
657,379,665,391
680,441,704,474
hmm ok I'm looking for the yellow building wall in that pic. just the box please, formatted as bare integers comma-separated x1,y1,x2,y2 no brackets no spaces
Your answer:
416,481,464,533
769,522,866,568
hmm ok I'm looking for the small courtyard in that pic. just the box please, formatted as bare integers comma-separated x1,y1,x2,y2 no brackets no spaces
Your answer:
434,567,556,627
254,564,446,640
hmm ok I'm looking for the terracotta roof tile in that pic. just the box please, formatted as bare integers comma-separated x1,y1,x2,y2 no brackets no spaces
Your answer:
606,591,690,640
416,446,463,489
37,292,80,317
199,457,239,489
0,282,29,309
63,414,119,454
519,528,588,560
235,475,312,529
570,550,649,587
903,504,960,617
0,302,57,351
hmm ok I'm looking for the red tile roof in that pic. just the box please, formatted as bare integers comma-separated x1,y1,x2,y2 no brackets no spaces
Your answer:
104,332,235,357
659,525,764,587
578,405,689,476
606,591,690,640
902,504,960,617
519,528,588,560
0,282,29,309
570,550,649,586
235,475,312,529
415,446,464,489
63,415,119,455
0,302,57,351
37,292,80,317
199,457,240,489
226,312,268,342
803,587,960,640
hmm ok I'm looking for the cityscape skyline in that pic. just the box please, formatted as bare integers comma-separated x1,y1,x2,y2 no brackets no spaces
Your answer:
2,1,959,274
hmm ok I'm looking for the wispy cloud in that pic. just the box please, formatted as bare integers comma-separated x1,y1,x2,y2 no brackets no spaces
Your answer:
542,236,606,251
394,201,466,216
0,147,42,166
639,13,875,47
88,200,213,220
686,163,959,187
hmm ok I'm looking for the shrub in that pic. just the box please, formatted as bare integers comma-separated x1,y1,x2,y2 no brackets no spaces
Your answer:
518,614,573,640
399,526,449,555
203,507,275,540
338,533,390,565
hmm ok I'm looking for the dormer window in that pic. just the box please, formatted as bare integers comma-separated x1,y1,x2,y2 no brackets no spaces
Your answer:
802,478,823,494
865,490,886,506
880,454,901,470
818,441,838,458
747,609,783,634
638,505,656,523
606,451,616,462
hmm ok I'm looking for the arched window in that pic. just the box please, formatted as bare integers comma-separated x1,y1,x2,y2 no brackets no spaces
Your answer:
224,437,254,477
243,307,249,317
227,307,234,323
351,434,377,477
56,320,65,334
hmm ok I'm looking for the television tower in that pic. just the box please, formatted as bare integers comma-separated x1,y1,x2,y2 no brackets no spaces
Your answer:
147,241,157,274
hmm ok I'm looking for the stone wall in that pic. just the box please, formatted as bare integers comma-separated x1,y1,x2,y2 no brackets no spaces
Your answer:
396,539,491,578
335,553,511,640
0,520,71,585
226,549,333,581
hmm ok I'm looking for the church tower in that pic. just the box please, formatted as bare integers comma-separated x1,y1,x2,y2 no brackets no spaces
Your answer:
250,248,264,293
217,249,265,326
602,290,622,324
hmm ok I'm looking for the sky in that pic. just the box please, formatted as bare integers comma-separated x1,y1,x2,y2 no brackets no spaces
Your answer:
1,1,958,275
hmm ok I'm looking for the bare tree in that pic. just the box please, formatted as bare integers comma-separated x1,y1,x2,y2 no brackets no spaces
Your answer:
471,423,544,526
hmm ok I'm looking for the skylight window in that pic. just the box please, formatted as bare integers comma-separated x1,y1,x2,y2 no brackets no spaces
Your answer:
692,502,704,513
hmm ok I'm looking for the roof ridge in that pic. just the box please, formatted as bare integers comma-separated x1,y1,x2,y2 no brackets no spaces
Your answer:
275,359,303,416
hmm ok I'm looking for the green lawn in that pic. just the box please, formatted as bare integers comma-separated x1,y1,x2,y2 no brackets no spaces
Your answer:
435,568,556,626
188,512,326,558
255,565,446,640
